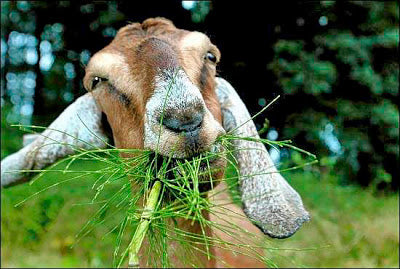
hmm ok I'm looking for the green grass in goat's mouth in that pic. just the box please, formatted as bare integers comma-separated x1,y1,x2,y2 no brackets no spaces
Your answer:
10,122,317,268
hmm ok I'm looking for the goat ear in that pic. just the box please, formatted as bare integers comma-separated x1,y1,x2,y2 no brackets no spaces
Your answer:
215,77,310,238
1,93,108,188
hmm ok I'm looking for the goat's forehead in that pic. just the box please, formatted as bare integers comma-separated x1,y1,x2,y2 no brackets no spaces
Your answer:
85,30,213,83
87,31,209,65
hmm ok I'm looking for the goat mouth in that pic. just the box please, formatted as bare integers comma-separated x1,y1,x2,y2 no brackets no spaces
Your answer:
148,142,226,194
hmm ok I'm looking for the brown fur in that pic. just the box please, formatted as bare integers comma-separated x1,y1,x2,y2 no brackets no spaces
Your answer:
84,17,264,267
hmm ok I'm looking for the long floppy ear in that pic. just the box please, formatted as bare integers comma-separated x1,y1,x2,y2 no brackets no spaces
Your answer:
215,77,310,238
1,93,108,187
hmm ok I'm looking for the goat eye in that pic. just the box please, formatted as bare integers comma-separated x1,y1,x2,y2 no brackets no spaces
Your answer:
205,52,217,63
92,76,107,89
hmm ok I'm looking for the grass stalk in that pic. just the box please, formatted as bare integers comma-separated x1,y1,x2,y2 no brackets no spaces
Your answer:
128,180,162,268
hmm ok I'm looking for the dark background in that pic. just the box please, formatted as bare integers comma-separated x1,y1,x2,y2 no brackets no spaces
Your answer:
1,1,399,268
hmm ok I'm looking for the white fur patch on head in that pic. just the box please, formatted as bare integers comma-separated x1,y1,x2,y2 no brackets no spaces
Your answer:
87,52,128,77
85,52,135,93
180,31,210,52
179,31,219,84
144,69,224,158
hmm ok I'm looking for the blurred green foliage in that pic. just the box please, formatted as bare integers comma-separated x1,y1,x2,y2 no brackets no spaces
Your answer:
272,169,399,268
268,1,399,190
1,105,23,158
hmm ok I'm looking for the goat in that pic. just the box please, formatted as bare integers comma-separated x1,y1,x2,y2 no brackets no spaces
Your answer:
1,17,310,268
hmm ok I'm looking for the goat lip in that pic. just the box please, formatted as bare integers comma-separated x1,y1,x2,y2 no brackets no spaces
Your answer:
155,142,225,175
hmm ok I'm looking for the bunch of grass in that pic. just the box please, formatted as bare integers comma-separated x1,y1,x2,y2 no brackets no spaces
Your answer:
12,120,317,268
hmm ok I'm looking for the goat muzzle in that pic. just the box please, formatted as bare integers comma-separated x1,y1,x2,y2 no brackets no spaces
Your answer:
144,69,225,159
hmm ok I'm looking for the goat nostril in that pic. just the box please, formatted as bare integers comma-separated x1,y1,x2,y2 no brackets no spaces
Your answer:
162,111,203,133
181,116,202,132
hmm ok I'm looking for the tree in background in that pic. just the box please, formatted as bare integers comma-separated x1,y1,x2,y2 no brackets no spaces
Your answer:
268,1,399,190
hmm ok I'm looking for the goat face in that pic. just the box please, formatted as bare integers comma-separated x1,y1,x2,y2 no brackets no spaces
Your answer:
83,18,226,176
